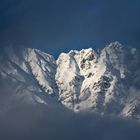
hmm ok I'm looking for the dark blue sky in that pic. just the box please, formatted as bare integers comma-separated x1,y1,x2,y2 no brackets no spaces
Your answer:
0,0,140,57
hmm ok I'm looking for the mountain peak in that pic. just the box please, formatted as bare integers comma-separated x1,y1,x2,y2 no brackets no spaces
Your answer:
107,41,123,48
0,42,140,120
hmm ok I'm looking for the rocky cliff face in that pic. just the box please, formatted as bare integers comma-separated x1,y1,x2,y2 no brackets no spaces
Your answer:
0,42,140,120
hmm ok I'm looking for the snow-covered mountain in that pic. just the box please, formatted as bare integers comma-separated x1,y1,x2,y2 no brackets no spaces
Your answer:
0,42,140,120
0,46,58,109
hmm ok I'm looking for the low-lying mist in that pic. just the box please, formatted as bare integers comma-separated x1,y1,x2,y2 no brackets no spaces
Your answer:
0,77,140,140
0,99,140,140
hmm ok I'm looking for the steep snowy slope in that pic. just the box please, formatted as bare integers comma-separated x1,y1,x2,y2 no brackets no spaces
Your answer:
56,42,140,119
0,46,58,108
0,42,140,120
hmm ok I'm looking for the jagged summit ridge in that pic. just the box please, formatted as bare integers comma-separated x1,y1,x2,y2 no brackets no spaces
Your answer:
0,42,140,120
